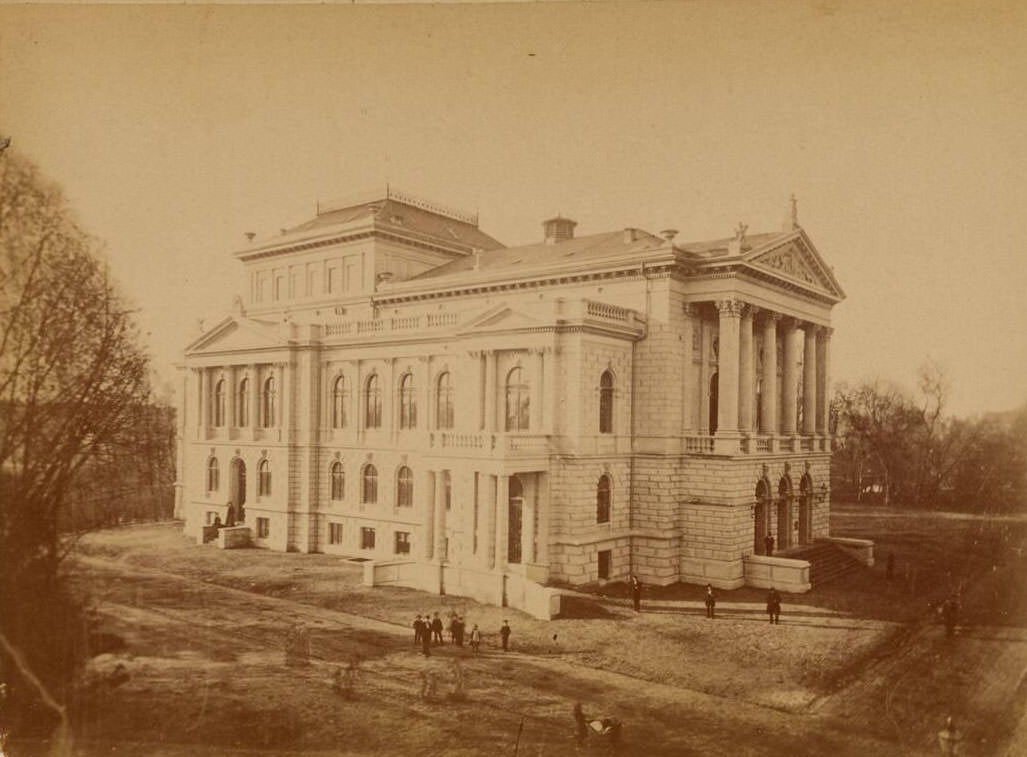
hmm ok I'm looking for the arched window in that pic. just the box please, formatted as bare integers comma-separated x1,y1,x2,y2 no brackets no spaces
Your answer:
206,457,219,492
258,459,272,496
505,367,530,431
599,371,614,433
330,462,344,501
262,376,277,428
214,380,226,427
362,464,378,503
236,378,249,427
332,376,347,429
399,374,417,429
596,475,611,524
436,372,454,430
365,375,382,429
396,466,413,507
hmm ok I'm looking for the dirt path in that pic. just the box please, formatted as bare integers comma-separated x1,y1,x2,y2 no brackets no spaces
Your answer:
52,554,921,756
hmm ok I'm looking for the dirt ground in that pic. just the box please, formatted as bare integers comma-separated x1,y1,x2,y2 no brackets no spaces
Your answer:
7,506,1027,756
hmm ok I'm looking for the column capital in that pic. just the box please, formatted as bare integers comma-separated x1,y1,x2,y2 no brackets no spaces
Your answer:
820,326,835,340
744,304,760,319
467,349,483,358
761,311,782,325
715,299,745,318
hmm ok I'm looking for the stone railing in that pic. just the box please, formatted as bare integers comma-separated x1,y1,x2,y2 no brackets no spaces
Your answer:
684,436,715,454
427,312,458,327
585,300,631,322
324,312,460,338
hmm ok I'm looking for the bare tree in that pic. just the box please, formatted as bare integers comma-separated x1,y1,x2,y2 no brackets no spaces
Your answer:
0,152,161,737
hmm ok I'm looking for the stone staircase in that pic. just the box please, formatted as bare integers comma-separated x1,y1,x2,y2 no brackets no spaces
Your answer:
787,541,865,586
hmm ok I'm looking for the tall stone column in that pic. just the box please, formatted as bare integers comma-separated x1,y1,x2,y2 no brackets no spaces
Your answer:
199,368,210,433
715,299,742,438
682,304,699,433
423,469,435,560
803,325,818,435
226,366,237,431
522,477,536,564
496,474,509,567
536,472,550,566
781,320,800,435
739,306,755,432
434,469,448,562
818,328,833,436
760,314,779,435
484,350,498,432
531,348,545,433
249,365,260,437
698,316,710,433
486,474,498,569
279,362,291,434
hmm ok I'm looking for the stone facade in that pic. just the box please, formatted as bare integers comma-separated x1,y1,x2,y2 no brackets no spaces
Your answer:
178,187,845,603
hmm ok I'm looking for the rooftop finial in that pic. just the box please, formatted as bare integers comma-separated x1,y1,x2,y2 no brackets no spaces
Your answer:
785,193,799,231
734,222,748,243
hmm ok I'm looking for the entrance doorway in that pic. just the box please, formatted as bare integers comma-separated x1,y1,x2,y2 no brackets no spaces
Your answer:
754,479,769,554
777,477,791,549
507,475,523,564
709,373,719,435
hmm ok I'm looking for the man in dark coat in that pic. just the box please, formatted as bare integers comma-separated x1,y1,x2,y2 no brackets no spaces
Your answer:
767,588,781,624
764,534,775,556
630,574,642,612
421,619,432,657
431,612,444,645
704,584,717,619
454,616,465,647
413,615,424,646
500,620,511,651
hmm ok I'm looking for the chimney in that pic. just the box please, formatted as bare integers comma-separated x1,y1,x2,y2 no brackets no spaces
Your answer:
782,193,799,232
623,227,640,244
660,229,679,243
244,232,256,243
543,216,577,245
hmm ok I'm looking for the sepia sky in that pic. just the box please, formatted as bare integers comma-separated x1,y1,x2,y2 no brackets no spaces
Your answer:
1,1,1025,416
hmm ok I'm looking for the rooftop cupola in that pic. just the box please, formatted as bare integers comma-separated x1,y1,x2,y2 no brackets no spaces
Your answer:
543,216,577,245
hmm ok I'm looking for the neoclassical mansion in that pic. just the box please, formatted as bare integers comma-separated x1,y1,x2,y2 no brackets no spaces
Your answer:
177,187,851,615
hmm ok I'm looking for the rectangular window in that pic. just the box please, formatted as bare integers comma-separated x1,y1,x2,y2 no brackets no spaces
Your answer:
256,517,270,539
361,527,376,550
598,550,611,580
329,523,343,545
394,531,411,555
206,511,216,525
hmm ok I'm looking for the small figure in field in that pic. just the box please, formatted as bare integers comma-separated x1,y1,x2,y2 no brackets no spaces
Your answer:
454,616,465,647
225,501,236,527
630,574,642,612
573,702,588,745
941,597,959,637
421,621,432,656
448,612,459,644
431,612,444,645
413,615,424,646
764,533,775,556
470,624,482,653
937,715,963,755
886,551,895,580
500,620,511,651
766,588,781,624
704,584,717,619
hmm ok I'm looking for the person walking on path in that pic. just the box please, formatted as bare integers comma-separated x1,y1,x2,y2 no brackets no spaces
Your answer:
420,621,432,657
704,584,717,619
413,615,424,647
630,574,642,612
431,612,444,645
469,624,482,653
500,620,511,651
448,612,458,644
454,616,465,647
766,588,781,624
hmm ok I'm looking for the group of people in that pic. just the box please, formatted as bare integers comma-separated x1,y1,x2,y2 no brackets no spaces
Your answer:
629,575,783,624
413,611,501,656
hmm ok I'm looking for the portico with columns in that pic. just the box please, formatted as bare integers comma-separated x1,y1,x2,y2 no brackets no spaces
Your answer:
178,187,848,617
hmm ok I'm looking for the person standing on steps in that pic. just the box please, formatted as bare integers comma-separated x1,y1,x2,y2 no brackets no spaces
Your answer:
431,612,444,645
767,587,781,624
469,624,482,653
704,584,717,619
630,574,642,612
413,615,424,647
500,620,511,651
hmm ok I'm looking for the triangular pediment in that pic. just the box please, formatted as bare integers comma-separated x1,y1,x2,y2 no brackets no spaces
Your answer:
185,317,286,356
743,231,845,300
460,303,544,334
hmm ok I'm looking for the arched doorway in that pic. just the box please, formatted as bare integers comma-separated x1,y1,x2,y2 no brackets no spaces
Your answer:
507,476,523,564
230,458,247,510
799,469,814,545
709,373,719,435
777,475,792,549
754,478,769,554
